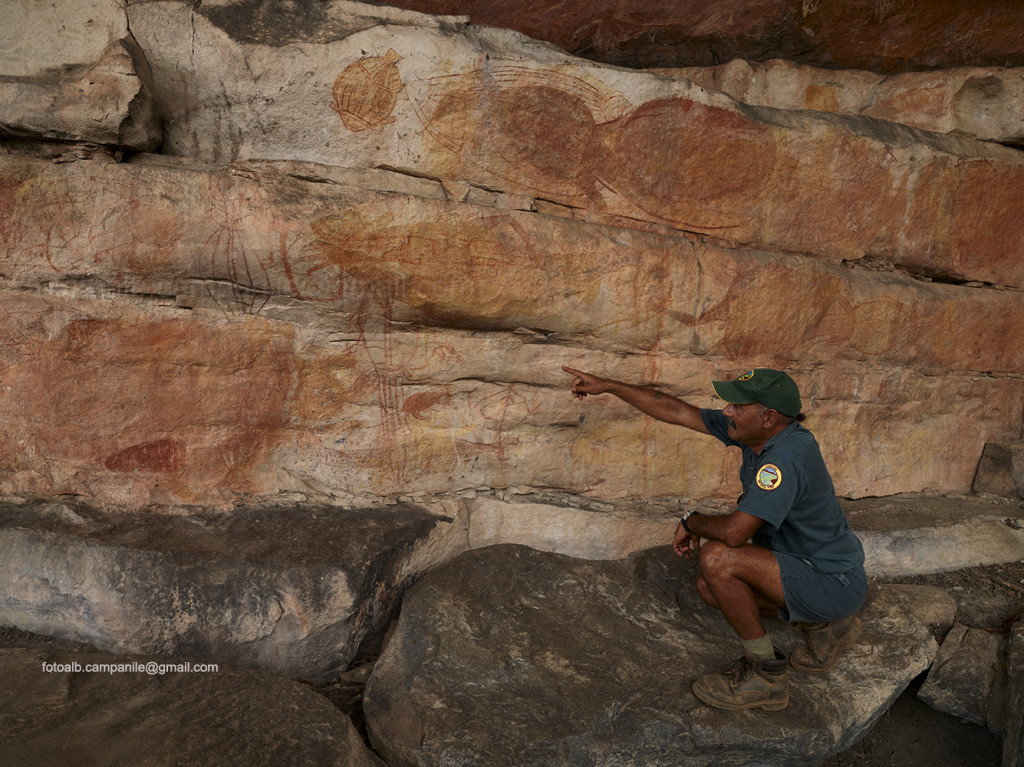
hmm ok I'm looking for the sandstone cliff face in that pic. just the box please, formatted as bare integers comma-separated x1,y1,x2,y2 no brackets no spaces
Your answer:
0,0,1022,513
381,0,1024,71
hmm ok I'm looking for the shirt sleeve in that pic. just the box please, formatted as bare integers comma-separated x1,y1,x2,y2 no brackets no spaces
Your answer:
701,408,740,447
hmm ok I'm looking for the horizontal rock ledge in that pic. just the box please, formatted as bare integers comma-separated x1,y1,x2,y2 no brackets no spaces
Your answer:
1,491,1016,685
0,497,466,681
654,59,1024,148
475,491,1024,578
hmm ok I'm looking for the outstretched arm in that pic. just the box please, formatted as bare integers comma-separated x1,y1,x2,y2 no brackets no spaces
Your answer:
562,366,709,433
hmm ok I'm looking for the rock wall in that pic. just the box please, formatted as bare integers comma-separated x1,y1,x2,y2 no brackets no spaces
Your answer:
656,59,1024,147
380,0,1024,71
1,0,1023,513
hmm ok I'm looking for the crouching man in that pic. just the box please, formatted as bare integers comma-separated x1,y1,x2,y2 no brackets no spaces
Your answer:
563,366,866,711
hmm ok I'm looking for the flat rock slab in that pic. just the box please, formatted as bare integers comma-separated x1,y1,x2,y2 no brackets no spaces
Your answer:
0,645,379,767
0,497,458,681
364,544,954,767
842,494,1024,577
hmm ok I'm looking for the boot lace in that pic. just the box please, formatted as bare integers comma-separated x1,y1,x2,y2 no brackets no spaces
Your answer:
721,655,758,684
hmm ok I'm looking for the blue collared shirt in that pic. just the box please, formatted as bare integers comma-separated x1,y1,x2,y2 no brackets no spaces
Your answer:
701,409,865,573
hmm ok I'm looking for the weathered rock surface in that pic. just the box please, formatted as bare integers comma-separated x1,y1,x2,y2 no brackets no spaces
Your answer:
917,622,1002,728
124,1,1024,288
1,150,1021,508
374,0,1024,72
0,497,465,680
1005,618,1024,767
0,0,1020,513
0,40,161,151
2,0,128,77
974,442,1024,500
659,59,1024,146
364,544,954,767
0,645,380,766
0,1,160,150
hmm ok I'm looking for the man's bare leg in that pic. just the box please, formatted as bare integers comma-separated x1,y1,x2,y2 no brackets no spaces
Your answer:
698,579,780,617
695,541,786,640
690,541,791,711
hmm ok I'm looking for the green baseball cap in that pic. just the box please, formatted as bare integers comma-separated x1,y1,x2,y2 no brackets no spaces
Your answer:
712,369,802,417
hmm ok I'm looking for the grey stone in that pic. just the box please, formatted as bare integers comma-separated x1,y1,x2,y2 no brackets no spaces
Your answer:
974,441,1024,499
0,498,464,681
1004,618,1024,767
917,622,1002,727
364,544,952,767
0,0,128,78
0,39,161,151
0,645,380,767
0,0,160,150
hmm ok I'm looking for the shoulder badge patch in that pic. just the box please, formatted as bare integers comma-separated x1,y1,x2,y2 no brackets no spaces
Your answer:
756,463,782,491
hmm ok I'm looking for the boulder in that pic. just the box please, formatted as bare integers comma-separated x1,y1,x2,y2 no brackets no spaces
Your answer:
1004,618,1024,767
0,497,465,681
974,442,1024,500
364,544,953,767
0,645,381,766
0,1,160,150
917,622,1002,728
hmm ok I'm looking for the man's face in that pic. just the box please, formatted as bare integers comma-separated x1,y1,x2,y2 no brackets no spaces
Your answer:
723,401,769,445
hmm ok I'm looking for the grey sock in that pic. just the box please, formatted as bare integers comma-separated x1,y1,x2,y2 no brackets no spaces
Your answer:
741,633,776,661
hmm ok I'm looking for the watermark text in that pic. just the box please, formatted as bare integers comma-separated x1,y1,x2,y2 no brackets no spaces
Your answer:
42,661,219,675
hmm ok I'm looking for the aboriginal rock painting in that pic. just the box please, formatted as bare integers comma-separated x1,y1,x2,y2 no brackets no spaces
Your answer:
407,65,632,208
198,175,274,314
400,62,776,230
690,259,1016,369
295,208,569,490
331,49,404,132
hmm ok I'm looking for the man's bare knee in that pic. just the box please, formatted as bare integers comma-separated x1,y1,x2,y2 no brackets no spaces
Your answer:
697,540,736,579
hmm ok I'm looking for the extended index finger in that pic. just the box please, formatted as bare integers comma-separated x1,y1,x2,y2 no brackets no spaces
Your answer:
561,366,583,378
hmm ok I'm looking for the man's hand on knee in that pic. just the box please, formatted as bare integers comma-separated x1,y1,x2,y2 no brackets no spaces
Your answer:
672,522,701,558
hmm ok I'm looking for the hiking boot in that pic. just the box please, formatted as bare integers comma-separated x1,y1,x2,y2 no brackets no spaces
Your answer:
692,651,789,711
790,616,862,673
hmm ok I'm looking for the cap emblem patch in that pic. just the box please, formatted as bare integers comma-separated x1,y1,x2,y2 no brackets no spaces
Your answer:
756,464,782,491
739,370,755,381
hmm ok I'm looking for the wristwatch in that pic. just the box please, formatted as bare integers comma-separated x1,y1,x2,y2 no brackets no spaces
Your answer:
680,509,696,532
